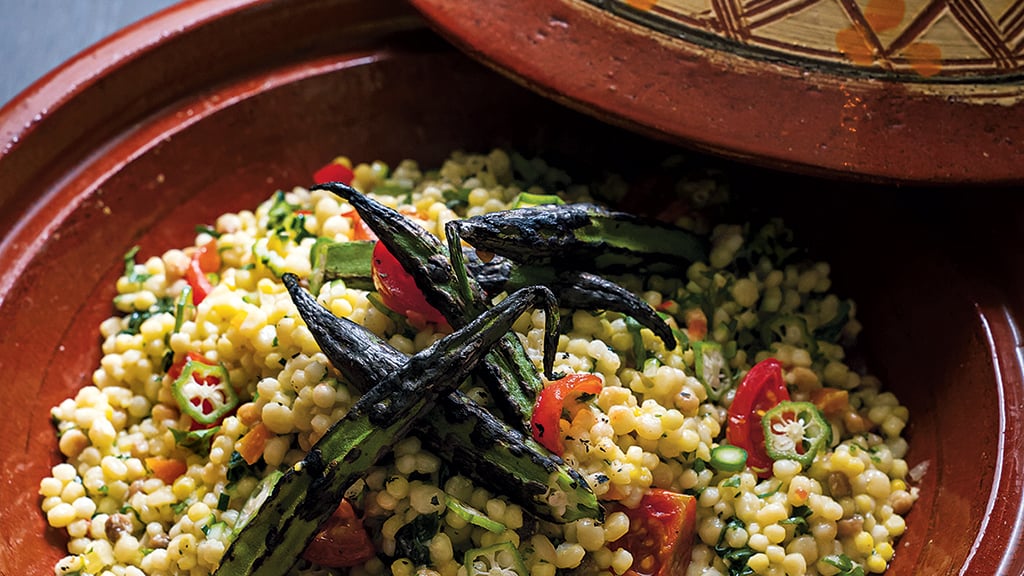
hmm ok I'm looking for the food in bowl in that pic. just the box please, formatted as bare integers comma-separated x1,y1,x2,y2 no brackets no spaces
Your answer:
38,148,917,575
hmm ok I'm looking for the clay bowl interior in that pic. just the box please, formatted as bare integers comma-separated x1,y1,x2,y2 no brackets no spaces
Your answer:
2,0,1023,573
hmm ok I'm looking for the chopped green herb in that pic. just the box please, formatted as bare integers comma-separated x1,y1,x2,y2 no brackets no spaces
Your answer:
120,505,142,522
442,187,472,209
624,316,647,367
162,286,195,370
394,512,442,566
226,450,266,483
170,427,220,457
122,246,153,284
195,224,222,238
171,499,191,514
266,191,298,231
822,554,866,576
779,505,813,535
120,296,175,336
713,517,756,576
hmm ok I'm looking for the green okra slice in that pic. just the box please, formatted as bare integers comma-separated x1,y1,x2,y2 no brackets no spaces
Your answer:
308,238,375,295
216,283,560,576
312,182,542,430
283,274,600,523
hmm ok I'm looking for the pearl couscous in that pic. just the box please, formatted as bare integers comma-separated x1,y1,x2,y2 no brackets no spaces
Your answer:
41,149,917,576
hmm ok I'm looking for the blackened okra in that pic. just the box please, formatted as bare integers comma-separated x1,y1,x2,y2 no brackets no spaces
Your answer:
465,254,676,349
313,182,542,430
283,273,601,523
215,281,560,576
450,202,707,277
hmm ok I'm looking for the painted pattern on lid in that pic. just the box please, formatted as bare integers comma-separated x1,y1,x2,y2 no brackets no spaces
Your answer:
598,0,1024,79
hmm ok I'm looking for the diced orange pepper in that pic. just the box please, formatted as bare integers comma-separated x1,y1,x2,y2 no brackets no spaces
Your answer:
236,423,271,465
145,457,188,485
683,308,708,341
811,387,850,417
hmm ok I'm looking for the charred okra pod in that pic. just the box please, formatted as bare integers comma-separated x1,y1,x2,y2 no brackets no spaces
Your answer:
283,274,601,523
451,203,707,277
216,281,560,576
465,254,676,349
313,182,543,430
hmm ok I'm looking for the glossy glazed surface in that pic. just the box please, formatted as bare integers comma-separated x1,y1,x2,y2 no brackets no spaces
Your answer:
409,0,1024,184
1,0,1023,574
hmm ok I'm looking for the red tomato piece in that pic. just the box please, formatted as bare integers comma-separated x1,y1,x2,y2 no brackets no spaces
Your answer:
530,373,603,456
167,351,211,381
303,499,376,568
313,161,355,186
371,240,447,325
184,240,220,304
726,358,791,477
340,207,378,241
611,489,697,576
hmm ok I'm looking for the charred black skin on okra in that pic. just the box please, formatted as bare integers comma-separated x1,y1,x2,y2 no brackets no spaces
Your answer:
451,203,707,279
216,281,560,576
466,253,675,349
430,391,601,522
312,181,543,431
283,274,601,523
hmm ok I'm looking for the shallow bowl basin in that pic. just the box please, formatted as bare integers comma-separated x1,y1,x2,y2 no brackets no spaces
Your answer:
1,1,1023,574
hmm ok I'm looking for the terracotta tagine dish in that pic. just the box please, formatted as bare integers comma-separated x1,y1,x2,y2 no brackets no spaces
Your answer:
1,1,1023,575
409,0,1024,183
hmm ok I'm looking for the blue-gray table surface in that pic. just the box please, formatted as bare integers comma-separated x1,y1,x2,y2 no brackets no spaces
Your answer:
1,0,180,107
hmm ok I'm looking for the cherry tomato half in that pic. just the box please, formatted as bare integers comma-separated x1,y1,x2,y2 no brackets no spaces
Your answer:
726,358,791,477
340,207,378,242
371,240,447,325
530,373,603,456
302,499,376,568
184,240,220,304
313,160,355,186
611,489,697,576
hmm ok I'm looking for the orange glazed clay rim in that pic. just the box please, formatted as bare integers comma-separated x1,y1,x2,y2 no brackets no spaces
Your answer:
0,0,262,301
971,303,1024,574
1,1,1023,575
407,0,1024,184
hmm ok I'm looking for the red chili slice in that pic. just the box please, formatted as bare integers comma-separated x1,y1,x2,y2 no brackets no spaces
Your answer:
530,373,603,456
726,358,791,477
